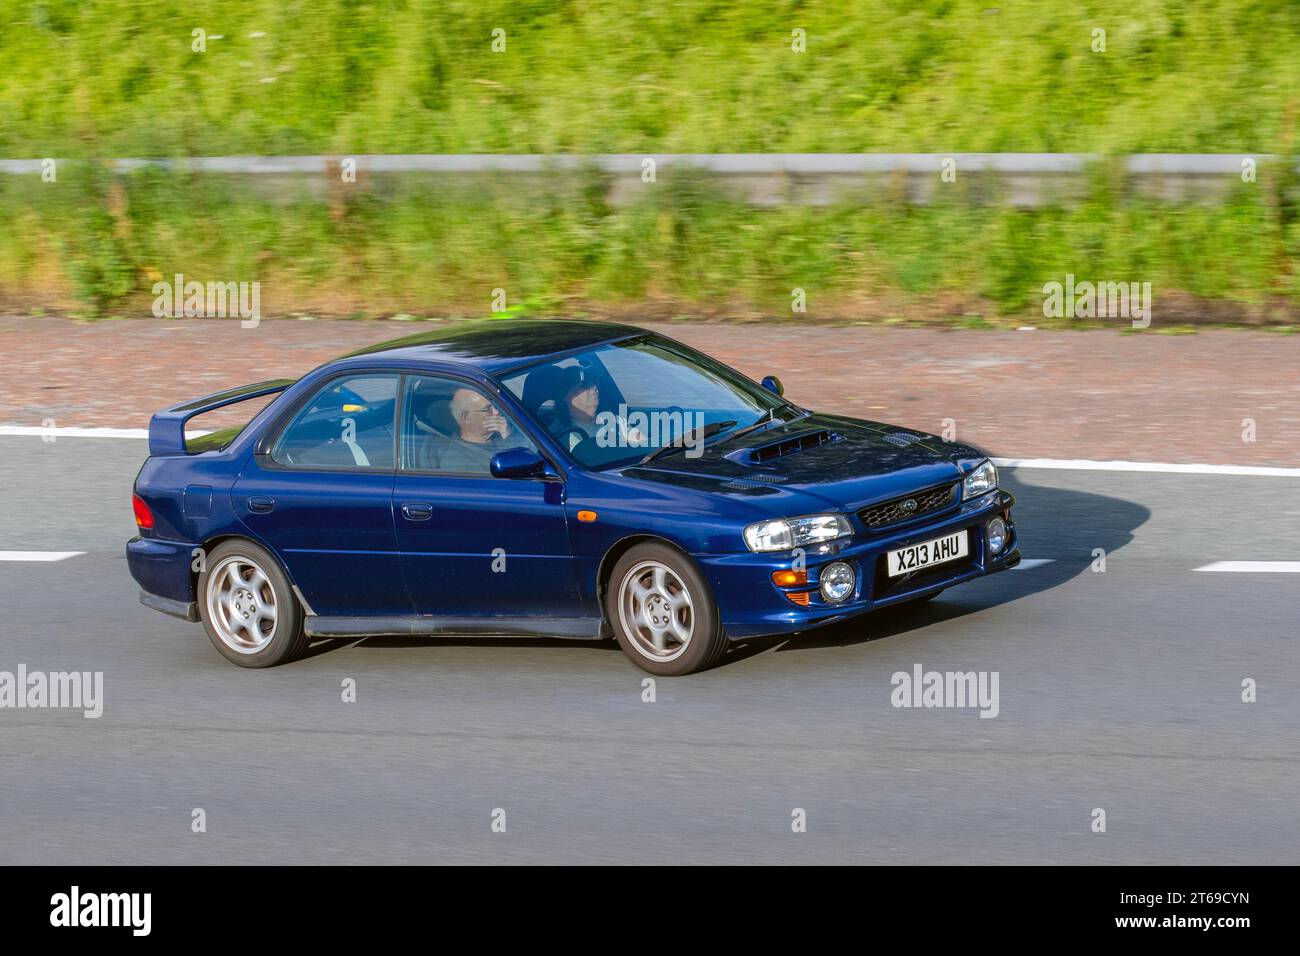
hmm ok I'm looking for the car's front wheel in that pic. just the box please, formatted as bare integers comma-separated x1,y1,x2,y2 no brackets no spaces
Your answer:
606,542,727,676
198,539,307,668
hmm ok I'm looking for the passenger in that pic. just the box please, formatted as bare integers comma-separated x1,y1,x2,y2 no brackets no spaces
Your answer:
433,388,512,473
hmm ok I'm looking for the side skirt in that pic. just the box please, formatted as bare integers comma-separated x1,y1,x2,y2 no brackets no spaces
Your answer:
303,615,605,641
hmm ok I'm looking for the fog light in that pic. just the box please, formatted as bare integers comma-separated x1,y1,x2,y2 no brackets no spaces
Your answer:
986,517,1008,555
820,562,855,604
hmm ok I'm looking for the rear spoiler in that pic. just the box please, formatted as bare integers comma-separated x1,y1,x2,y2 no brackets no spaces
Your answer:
148,379,296,456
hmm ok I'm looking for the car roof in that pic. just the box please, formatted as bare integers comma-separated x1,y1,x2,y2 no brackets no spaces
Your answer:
334,318,645,375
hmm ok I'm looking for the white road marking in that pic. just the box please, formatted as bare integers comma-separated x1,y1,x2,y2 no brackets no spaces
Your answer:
1013,559,1056,569
1194,561,1300,573
0,551,85,562
2,428,1295,478
993,457,1300,478
0,425,148,439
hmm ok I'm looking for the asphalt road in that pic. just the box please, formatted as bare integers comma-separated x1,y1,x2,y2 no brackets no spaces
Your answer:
0,436,1296,864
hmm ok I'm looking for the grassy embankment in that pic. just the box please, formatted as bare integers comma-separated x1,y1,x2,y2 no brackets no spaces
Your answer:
1,0,1297,323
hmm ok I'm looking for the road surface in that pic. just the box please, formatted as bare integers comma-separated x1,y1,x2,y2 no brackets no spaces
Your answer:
0,436,1296,864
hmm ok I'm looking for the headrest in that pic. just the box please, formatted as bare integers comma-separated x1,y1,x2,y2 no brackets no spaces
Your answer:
408,378,459,436
520,363,567,415
426,398,457,436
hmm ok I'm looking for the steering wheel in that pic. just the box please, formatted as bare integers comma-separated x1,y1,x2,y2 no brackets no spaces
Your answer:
553,425,590,451
611,413,652,448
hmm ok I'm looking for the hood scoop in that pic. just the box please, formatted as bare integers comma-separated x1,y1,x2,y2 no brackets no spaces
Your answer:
735,429,841,465
882,431,927,447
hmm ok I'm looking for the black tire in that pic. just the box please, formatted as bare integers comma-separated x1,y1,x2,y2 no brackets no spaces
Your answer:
605,542,727,676
197,539,307,668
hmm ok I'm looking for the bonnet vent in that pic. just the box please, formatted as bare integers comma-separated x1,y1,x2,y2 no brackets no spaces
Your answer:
748,429,839,464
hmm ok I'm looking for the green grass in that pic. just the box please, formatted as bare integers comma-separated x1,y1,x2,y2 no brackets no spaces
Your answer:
2,0,1298,319
4,162,1296,320
3,0,1300,157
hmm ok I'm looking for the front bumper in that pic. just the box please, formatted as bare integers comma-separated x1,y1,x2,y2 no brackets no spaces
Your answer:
699,489,1019,639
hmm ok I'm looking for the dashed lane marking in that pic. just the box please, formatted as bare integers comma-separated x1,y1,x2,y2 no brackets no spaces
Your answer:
0,551,85,562
1012,559,1057,569
1194,561,1300,573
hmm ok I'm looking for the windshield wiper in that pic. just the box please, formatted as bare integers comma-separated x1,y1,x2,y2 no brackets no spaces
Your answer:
727,406,806,443
728,411,779,443
639,420,737,464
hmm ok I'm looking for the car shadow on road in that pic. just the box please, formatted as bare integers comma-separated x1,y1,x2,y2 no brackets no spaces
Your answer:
722,470,1151,664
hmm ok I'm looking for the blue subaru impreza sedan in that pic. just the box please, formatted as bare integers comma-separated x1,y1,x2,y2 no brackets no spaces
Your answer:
128,319,1019,675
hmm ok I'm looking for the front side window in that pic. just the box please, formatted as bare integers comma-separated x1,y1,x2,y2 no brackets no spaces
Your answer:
270,374,398,469
399,374,538,475
499,334,790,468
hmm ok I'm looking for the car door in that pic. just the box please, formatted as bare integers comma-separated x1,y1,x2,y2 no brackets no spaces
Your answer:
392,373,582,620
233,371,411,617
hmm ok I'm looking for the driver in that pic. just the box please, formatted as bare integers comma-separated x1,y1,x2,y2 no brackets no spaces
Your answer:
552,366,645,452
432,387,511,473
561,368,600,436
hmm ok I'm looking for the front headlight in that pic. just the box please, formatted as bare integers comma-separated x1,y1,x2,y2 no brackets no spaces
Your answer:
962,459,998,500
743,514,852,553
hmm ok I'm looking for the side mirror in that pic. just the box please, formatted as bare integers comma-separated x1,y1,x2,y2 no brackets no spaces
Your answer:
760,375,784,397
490,447,546,479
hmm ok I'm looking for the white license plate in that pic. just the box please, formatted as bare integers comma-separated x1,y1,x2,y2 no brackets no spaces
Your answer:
887,530,968,577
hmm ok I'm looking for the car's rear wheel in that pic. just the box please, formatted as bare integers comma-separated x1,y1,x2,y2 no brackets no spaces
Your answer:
198,539,307,668
606,542,727,676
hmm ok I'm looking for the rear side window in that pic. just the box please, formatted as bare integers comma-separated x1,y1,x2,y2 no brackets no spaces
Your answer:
270,374,398,470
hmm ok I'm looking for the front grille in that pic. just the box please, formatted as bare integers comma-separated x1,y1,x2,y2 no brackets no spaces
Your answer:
857,483,957,529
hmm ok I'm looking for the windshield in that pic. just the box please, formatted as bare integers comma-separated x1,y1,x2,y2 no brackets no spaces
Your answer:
499,334,793,469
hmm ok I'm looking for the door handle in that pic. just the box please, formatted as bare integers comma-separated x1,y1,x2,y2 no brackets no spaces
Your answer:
401,502,433,521
247,496,275,514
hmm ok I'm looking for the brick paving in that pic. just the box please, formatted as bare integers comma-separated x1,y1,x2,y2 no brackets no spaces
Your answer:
1,316,1296,466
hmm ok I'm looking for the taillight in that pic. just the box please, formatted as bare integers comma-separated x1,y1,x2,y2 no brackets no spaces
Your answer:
133,494,155,530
